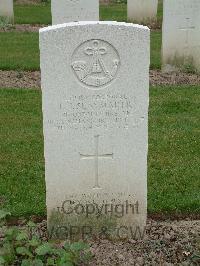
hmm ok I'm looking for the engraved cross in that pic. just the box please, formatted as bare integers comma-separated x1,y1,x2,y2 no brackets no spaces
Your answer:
80,135,113,189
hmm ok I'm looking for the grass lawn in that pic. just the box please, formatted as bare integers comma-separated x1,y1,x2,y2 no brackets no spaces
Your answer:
100,4,127,22
0,31,161,71
0,86,199,217
150,31,161,69
157,0,163,25
148,86,200,214
0,89,44,216
14,3,51,25
14,2,163,25
0,32,39,71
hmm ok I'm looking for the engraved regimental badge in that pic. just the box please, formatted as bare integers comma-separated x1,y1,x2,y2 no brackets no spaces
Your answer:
71,39,120,88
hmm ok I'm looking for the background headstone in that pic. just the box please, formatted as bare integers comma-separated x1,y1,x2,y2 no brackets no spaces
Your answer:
40,21,150,239
162,0,200,72
127,0,158,23
51,0,99,25
0,0,14,24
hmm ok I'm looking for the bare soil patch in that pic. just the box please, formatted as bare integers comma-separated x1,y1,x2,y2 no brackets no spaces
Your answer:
150,70,200,86
0,23,161,33
0,24,160,33
0,70,200,89
2,219,199,265
89,219,200,265
0,24,47,32
0,70,40,89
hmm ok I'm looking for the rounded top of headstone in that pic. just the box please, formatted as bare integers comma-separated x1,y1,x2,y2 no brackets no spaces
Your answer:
39,21,150,34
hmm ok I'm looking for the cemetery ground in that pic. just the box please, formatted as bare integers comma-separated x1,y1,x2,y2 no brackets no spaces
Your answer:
0,1,200,265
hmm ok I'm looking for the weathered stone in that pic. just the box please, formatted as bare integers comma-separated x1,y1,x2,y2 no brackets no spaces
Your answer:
51,0,99,25
127,0,158,23
0,0,14,24
40,21,150,240
162,0,200,73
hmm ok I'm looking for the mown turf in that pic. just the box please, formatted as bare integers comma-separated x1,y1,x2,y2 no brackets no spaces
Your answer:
151,31,162,69
100,4,127,22
14,3,51,25
0,30,161,70
148,86,200,214
0,89,44,216
157,0,163,25
0,32,39,71
0,87,199,217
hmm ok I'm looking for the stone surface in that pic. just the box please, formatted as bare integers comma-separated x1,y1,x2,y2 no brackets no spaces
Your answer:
40,21,150,239
0,0,14,23
162,0,200,73
127,0,158,23
51,0,99,25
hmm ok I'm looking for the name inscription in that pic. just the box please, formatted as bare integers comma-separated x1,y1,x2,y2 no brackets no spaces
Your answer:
47,93,137,130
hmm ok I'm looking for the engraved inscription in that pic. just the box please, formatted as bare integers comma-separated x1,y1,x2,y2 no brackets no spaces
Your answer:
47,93,138,130
71,39,120,88
80,135,113,189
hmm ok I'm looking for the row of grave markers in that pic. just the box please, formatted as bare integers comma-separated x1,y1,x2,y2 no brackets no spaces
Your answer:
0,0,158,25
51,0,158,25
1,0,199,239
40,0,199,239
0,0,199,72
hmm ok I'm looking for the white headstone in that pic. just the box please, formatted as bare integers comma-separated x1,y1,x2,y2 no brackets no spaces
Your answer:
127,0,158,23
40,21,150,240
0,0,14,23
162,0,200,72
51,0,99,25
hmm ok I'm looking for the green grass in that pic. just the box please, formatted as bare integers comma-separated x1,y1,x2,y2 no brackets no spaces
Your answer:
157,0,163,25
100,4,127,22
14,3,51,25
0,87,199,217
0,89,45,216
151,31,162,69
148,86,200,214
0,32,39,71
0,31,161,71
